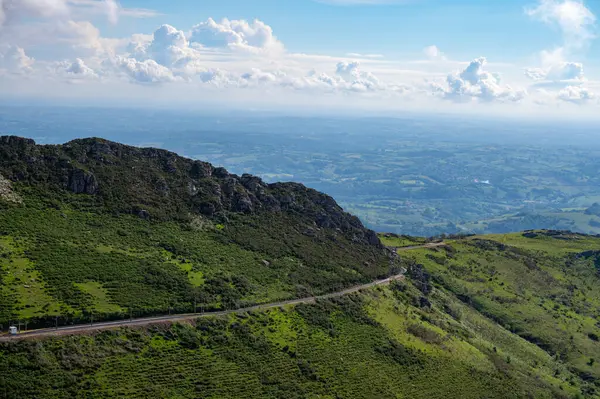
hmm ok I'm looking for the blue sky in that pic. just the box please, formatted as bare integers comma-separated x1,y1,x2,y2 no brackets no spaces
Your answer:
0,0,598,118
103,0,595,62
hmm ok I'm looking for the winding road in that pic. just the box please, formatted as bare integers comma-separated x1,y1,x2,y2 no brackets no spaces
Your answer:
0,242,446,341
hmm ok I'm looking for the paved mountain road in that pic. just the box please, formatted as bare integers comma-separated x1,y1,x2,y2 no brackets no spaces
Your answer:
0,242,445,341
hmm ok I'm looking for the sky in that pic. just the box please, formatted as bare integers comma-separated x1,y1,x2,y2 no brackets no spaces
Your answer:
0,0,599,118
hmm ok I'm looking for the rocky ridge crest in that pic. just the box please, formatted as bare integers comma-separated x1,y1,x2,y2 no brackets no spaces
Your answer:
0,136,381,248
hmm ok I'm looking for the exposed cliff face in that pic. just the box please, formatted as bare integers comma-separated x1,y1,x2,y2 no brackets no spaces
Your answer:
0,136,382,248
68,169,99,195
0,173,22,204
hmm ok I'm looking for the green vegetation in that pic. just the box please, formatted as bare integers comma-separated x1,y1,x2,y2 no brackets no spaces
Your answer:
0,136,394,326
3,229,600,397
0,196,393,326
378,233,428,248
2,136,600,398
399,230,600,396
1,279,595,398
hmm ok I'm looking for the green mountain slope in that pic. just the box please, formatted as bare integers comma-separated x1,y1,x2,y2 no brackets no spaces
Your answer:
0,136,396,326
0,269,594,398
1,136,600,398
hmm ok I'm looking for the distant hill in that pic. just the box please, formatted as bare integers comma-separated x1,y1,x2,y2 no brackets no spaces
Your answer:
585,203,600,217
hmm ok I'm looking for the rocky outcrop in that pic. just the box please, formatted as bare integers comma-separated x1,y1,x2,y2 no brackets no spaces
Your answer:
0,135,35,148
68,169,99,195
408,263,432,296
190,161,212,178
0,135,383,248
0,173,22,204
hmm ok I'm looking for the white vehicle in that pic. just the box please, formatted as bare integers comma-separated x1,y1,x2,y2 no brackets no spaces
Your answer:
9,326,18,335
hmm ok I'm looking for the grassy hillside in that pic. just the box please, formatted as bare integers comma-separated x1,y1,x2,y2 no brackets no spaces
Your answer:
2,136,600,398
0,136,396,327
2,232,600,398
0,276,592,398
396,230,600,397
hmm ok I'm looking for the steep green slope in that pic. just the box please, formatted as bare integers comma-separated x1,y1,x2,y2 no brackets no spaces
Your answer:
2,232,600,398
399,230,600,396
2,136,600,398
0,288,585,399
0,136,396,327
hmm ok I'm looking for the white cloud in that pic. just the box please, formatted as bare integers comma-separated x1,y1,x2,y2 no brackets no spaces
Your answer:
0,3,598,115
435,57,526,102
189,18,284,53
0,0,69,27
118,21,392,93
526,0,596,49
67,0,160,21
119,8,160,18
131,24,196,67
112,56,178,84
104,0,118,24
335,61,361,79
526,61,584,81
346,53,384,58
539,47,567,66
557,84,595,103
0,45,34,74
335,60,383,90
57,57,98,79
0,0,159,31
423,45,446,60
124,19,286,80
524,2,596,99
1,13,124,62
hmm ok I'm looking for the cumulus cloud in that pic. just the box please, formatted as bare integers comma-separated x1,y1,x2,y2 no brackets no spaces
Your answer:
335,61,361,79
526,0,596,49
112,56,178,84
125,24,215,81
189,18,283,53
3,16,121,62
435,57,526,102
130,24,196,66
0,2,597,113
151,24,188,53
523,43,590,102
183,62,393,94
335,61,383,90
119,21,393,95
0,45,34,74
524,3,595,94
423,45,446,60
557,85,595,103
525,60,584,83
52,20,103,47
57,57,98,79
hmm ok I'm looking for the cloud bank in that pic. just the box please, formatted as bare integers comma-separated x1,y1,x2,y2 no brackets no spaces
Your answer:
524,0,597,104
0,0,598,116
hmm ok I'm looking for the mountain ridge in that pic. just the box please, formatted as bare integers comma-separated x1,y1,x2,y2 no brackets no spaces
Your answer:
0,135,382,248
0,135,399,330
